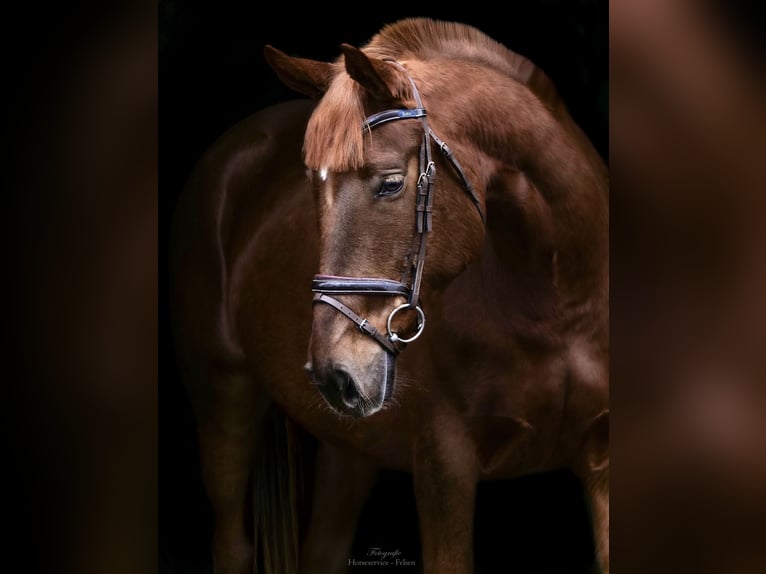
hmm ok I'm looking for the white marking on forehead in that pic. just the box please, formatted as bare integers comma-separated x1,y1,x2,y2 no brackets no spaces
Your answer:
320,167,334,209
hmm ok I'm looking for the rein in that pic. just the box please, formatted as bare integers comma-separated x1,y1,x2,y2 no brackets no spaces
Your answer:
312,61,485,356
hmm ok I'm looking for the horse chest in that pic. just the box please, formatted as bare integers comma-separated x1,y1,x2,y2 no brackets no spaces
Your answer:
456,357,570,478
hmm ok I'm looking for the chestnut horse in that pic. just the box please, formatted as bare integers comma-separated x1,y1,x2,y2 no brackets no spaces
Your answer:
171,18,609,574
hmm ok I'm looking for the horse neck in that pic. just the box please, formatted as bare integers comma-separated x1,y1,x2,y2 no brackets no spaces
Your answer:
425,61,608,299
412,61,609,340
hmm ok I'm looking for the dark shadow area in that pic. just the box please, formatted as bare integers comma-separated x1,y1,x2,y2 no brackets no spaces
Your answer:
161,430,595,574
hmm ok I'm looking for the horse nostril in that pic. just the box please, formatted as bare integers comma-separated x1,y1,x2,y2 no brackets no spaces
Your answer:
330,368,361,409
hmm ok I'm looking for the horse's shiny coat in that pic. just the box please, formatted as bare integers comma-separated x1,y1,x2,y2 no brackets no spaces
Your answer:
171,18,609,574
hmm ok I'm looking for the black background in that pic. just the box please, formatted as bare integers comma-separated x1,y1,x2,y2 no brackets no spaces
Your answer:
160,2,607,573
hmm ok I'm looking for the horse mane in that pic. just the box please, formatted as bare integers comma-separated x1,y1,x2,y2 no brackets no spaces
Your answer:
304,18,566,172
365,18,563,108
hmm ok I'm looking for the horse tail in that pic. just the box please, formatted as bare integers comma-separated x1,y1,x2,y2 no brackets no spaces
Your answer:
252,404,304,574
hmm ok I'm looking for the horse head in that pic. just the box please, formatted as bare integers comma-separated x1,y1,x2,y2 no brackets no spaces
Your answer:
265,43,487,417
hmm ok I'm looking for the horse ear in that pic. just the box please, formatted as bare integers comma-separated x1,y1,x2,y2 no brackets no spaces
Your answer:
263,45,334,100
340,43,408,102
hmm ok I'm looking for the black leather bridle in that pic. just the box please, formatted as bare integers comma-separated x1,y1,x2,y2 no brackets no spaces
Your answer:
312,61,485,356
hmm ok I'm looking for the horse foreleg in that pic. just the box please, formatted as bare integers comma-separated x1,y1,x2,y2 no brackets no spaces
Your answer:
412,413,479,574
196,371,266,574
300,441,379,574
587,470,609,574
577,410,609,574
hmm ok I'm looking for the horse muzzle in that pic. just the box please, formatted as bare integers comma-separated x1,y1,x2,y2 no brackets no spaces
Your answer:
307,352,396,418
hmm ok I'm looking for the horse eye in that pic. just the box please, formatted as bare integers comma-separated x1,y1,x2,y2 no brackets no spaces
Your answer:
376,175,404,197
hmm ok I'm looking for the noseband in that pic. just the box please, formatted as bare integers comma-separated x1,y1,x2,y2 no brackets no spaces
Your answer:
312,62,485,356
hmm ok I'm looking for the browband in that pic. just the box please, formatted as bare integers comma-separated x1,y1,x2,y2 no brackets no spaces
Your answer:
364,108,428,131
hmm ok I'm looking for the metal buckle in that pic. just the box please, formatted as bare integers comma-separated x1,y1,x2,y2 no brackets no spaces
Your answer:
416,161,435,188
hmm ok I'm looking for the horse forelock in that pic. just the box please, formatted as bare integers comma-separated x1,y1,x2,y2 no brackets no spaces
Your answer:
303,57,416,173
304,74,367,172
